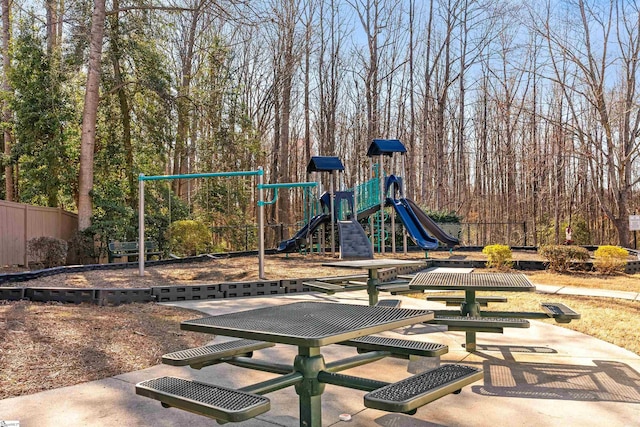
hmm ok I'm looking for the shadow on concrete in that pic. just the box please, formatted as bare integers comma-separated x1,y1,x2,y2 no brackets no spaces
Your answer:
472,355,640,403
474,344,558,354
375,413,448,427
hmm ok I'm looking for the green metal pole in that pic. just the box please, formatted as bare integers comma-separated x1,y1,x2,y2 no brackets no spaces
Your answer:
294,347,325,427
258,167,265,279
138,175,145,277
463,289,480,352
367,268,380,306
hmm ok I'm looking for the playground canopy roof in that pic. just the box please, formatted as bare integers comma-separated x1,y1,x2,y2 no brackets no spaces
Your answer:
367,139,407,157
306,156,345,173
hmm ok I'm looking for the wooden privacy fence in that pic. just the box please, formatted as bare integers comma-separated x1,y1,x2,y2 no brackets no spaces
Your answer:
0,200,78,266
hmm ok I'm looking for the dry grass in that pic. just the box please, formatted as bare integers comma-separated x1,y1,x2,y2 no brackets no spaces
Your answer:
526,270,640,292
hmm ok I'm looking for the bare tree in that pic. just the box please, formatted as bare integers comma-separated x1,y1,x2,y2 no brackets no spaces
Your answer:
1,0,13,201
535,0,640,245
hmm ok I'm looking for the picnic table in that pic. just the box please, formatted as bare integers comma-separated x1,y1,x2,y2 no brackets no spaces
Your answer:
409,272,580,352
322,259,427,305
136,302,483,426
410,273,535,352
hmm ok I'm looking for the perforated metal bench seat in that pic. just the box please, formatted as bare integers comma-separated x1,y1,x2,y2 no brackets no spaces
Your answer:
321,274,369,282
338,335,448,358
302,280,368,294
377,283,413,295
430,315,530,332
364,364,483,413
541,302,581,323
162,339,274,369
302,280,345,294
375,299,402,308
426,295,508,306
136,376,270,422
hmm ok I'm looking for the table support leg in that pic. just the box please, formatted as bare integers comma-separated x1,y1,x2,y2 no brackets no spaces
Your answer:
462,290,479,352
465,331,477,352
295,347,325,427
367,269,379,306
461,290,480,316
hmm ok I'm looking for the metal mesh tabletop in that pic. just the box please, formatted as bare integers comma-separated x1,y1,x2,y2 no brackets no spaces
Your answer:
181,302,434,347
323,259,426,269
409,273,535,291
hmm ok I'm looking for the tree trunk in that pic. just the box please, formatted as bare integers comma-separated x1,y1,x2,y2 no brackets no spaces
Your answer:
1,0,13,201
78,0,106,230
173,4,201,199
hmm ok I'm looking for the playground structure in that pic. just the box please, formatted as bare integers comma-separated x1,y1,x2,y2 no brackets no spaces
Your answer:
277,139,459,257
136,139,458,279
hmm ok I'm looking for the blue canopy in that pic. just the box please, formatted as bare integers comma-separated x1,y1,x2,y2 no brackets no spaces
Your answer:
306,156,345,173
366,139,407,157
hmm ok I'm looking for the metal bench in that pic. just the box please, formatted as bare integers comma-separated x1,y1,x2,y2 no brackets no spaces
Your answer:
468,303,581,324
429,315,530,333
302,280,367,294
375,299,402,308
107,240,161,263
541,302,581,323
364,364,483,413
162,339,275,369
136,377,270,423
319,274,368,283
302,280,346,294
338,335,448,358
377,283,414,295
426,295,508,307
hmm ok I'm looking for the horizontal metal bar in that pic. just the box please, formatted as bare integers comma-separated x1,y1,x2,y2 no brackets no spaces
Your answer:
318,371,388,392
239,371,303,395
225,357,294,375
259,182,318,189
324,350,390,373
479,311,551,319
139,170,262,181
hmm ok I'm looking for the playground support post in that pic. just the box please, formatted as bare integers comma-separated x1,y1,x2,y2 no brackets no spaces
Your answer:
258,167,265,279
379,154,385,254
331,171,336,255
139,178,145,277
401,153,407,254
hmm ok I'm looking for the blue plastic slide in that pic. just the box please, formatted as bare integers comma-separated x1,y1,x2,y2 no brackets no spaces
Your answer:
403,198,459,247
387,198,439,250
277,213,331,253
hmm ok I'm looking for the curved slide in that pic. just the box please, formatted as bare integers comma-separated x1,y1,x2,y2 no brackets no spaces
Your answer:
387,198,439,250
277,213,330,253
404,198,459,247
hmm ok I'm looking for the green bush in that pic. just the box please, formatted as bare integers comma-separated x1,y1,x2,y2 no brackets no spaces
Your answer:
482,244,513,270
166,220,212,256
593,245,628,275
422,209,462,223
28,236,68,268
538,245,590,273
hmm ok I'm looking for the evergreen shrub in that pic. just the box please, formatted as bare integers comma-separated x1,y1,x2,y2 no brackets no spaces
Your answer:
482,244,513,270
167,220,212,256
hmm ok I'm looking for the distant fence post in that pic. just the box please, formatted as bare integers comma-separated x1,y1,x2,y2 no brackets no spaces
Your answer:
24,204,28,267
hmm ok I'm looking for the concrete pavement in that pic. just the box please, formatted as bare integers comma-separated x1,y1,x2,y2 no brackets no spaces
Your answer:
1,289,639,427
